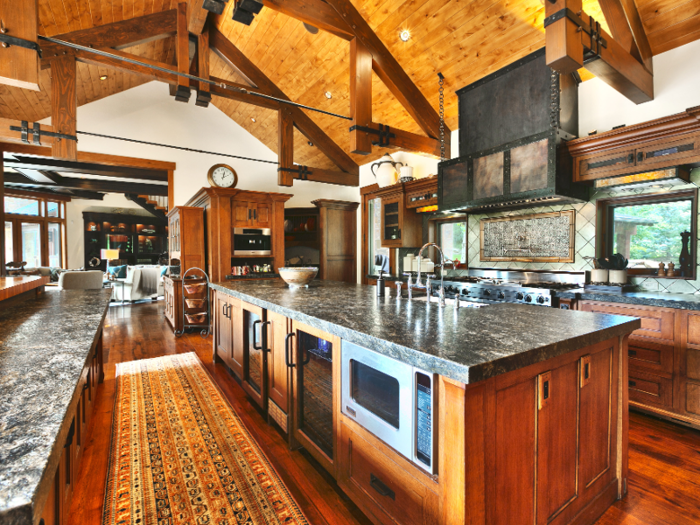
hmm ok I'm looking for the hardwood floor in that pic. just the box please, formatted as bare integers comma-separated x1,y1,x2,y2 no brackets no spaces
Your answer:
68,301,700,525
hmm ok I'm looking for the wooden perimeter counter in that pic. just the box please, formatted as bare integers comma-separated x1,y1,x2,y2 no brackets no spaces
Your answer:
0,275,49,304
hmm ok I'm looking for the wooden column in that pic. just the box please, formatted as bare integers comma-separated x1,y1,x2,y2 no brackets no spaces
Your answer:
0,148,5,276
167,169,175,211
51,55,78,161
175,2,191,102
349,38,372,155
196,26,211,107
0,0,40,90
278,109,294,187
545,0,584,73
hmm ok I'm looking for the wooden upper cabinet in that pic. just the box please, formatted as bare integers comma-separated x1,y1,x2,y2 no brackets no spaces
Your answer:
313,200,359,283
636,132,700,170
233,201,251,227
576,148,637,182
253,202,271,228
167,206,204,275
377,188,422,248
232,200,271,228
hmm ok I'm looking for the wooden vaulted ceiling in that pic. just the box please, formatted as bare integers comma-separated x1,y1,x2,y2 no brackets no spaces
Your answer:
1,0,699,172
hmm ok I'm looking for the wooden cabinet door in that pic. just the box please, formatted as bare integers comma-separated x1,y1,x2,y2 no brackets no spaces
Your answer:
636,132,700,169
677,311,700,419
576,147,636,181
267,310,290,414
239,301,267,410
253,202,271,228
228,298,243,378
290,321,341,478
381,195,402,247
215,292,233,368
536,362,579,524
233,201,252,227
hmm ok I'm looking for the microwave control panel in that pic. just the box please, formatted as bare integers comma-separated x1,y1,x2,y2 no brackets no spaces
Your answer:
415,372,432,468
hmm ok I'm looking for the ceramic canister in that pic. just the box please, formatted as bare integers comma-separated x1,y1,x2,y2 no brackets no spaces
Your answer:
590,269,609,284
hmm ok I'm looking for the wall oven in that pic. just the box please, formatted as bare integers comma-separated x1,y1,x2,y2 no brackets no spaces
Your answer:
233,228,271,256
341,341,437,474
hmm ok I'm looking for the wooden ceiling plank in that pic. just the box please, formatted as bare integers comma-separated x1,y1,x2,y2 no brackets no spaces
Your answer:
599,0,654,72
648,14,700,54
100,0,114,26
75,0,96,29
40,9,178,69
113,0,124,22
60,0,85,32
260,0,354,40
210,27,359,175
134,0,146,18
644,2,700,34
38,0,60,36
46,0,73,35
87,0,103,26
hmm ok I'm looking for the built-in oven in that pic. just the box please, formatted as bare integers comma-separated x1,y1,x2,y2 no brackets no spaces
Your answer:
233,228,272,256
341,341,437,474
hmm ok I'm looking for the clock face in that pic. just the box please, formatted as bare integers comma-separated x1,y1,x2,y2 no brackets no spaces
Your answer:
211,165,236,188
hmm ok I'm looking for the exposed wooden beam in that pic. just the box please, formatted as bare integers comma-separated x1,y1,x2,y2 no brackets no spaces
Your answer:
40,10,178,69
196,26,211,107
278,109,294,187
369,123,446,158
11,174,169,196
3,184,73,201
51,55,78,161
208,78,280,109
188,0,209,35
0,117,58,147
324,0,447,140
0,0,39,90
598,0,653,73
545,2,653,103
350,39,373,155
3,175,105,200
260,0,353,40
4,155,169,181
175,2,192,102
210,27,359,176
0,148,4,275
302,168,359,187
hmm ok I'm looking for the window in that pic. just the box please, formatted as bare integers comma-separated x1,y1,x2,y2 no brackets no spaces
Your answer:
5,196,39,216
47,201,60,218
21,223,42,268
4,222,13,263
439,221,467,265
600,190,697,277
48,223,62,267
368,198,390,272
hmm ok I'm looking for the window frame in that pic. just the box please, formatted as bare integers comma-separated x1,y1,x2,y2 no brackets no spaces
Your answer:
434,216,469,269
597,189,698,279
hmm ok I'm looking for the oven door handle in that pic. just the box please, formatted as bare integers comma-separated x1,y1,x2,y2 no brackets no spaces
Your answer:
252,320,263,350
285,332,296,368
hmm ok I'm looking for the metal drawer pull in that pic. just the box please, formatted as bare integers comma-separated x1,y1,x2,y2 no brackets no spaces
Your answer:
284,332,296,368
370,474,395,500
252,320,263,350
261,321,272,352
629,350,637,356
629,380,636,387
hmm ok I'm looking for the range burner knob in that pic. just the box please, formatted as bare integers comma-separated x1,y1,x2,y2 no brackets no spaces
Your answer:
461,288,469,295
447,285,456,293
497,291,505,300
516,292,524,300
525,294,533,303
483,289,491,296
537,295,546,304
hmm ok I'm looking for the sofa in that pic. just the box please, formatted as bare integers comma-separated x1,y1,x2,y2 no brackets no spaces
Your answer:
111,265,165,302
58,270,105,290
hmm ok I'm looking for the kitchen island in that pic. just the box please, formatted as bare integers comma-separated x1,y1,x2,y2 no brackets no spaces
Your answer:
0,289,111,525
210,279,640,525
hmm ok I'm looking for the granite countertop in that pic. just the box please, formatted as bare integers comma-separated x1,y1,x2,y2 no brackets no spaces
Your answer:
559,289,700,310
0,289,112,525
210,280,640,384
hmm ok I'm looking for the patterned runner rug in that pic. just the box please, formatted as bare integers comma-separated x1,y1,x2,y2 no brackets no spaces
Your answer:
103,352,310,525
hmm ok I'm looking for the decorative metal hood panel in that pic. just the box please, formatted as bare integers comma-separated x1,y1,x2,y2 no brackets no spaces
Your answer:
438,49,588,213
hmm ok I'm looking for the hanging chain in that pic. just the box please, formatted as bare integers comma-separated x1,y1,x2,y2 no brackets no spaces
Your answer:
438,72,446,162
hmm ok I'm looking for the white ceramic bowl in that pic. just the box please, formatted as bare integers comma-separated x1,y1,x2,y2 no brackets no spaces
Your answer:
278,267,318,288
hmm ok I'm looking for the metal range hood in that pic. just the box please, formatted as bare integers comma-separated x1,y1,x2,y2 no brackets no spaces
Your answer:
438,49,589,213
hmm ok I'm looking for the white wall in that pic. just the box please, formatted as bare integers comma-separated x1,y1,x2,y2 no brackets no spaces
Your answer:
578,38,700,136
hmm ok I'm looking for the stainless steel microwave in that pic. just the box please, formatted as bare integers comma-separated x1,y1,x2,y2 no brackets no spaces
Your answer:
341,341,437,474
233,228,271,256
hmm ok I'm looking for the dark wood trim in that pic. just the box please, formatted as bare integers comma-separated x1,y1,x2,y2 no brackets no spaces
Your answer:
598,0,653,73
597,189,698,280
5,187,72,202
40,9,178,69
5,173,168,196
176,2,191,100
4,156,168,181
349,39,373,155
278,109,294,187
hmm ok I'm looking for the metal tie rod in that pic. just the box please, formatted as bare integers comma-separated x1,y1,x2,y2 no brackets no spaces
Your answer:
38,35,352,121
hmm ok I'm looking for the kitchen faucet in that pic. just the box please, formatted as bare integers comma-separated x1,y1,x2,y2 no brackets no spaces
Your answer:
403,242,453,307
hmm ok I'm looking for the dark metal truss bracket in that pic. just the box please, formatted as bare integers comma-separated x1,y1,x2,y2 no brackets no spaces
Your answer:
9,122,78,145
0,34,43,57
278,165,312,180
348,124,395,147
543,8,608,62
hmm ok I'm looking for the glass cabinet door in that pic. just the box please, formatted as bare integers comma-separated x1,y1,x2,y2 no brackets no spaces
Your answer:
291,322,338,475
240,301,267,410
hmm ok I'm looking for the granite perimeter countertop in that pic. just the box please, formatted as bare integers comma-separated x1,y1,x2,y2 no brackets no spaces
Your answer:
0,289,112,525
559,289,700,310
210,280,640,384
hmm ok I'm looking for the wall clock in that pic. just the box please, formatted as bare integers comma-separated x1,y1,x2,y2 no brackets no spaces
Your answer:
207,164,238,188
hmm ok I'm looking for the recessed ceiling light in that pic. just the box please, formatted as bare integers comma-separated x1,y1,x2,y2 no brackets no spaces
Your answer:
251,117,256,122
308,141,313,146
324,91,332,99
399,30,411,42
100,75,108,81
303,23,319,34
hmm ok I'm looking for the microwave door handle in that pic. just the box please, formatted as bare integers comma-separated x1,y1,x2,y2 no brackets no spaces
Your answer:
252,320,263,350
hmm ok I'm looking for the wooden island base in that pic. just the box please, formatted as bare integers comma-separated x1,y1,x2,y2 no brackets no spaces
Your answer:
437,335,628,525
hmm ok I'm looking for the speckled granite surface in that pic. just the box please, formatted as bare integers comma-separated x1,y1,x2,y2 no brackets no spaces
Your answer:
210,280,640,384
0,289,112,525
559,289,700,310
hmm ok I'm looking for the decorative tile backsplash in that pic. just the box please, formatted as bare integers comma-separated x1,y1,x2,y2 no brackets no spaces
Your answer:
446,168,700,294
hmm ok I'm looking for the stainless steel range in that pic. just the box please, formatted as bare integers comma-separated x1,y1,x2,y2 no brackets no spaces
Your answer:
428,270,585,308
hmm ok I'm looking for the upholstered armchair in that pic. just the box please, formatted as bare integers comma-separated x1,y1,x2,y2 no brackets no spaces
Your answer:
58,270,104,290
111,267,164,302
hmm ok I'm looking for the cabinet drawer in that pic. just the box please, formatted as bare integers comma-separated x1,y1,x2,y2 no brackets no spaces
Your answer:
637,132,700,168
628,340,674,375
579,301,675,343
577,148,636,181
338,419,438,525
628,371,673,409
685,382,700,416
